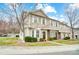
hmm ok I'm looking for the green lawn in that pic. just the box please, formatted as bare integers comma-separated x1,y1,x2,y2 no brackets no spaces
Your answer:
53,39,79,45
0,37,19,46
24,42,59,46
0,37,79,46
0,37,58,46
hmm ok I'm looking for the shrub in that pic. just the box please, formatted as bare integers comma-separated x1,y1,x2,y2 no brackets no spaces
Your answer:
40,38,45,42
48,37,57,41
24,37,37,42
64,37,70,40
16,35,19,37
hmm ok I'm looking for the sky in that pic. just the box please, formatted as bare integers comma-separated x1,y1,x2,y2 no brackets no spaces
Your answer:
0,3,79,24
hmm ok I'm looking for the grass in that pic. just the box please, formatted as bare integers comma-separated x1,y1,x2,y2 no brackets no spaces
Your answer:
0,37,79,46
0,37,59,46
24,42,59,46
53,39,79,45
0,37,19,46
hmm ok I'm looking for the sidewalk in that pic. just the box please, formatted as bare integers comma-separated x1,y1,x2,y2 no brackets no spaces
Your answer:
49,41,68,46
0,44,79,54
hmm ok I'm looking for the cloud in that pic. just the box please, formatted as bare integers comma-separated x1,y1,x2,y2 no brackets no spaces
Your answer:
69,3,79,10
60,15,64,18
36,3,56,14
70,3,79,8
43,5,56,13
36,4,43,9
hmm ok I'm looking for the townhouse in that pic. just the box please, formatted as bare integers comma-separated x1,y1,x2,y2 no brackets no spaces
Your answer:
74,28,79,39
20,9,79,41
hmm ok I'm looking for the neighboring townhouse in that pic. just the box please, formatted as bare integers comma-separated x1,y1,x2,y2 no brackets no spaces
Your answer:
74,28,79,39
20,9,78,41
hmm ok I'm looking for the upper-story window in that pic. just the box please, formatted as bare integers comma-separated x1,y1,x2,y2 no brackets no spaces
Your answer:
32,15,34,23
51,20,53,26
32,15,38,23
56,22,58,27
34,16,38,23
58,23,60,27
38,17,41,24
42,18,45,25
52,21,56,27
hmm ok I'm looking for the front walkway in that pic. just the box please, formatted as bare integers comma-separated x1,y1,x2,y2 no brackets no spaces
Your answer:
48,41,68,46
0,44,79,54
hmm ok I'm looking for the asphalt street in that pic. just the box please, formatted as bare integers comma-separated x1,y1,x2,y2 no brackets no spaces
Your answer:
0,45,79,55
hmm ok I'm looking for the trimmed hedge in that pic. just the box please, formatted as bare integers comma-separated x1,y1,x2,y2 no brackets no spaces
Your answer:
16,35,19,37
48,37,57,41
64,37,70,40
40,38,46,42
24,37,37,42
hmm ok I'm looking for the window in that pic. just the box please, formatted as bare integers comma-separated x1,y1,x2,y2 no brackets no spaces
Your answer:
51,20,53,26
32,15,34,23
42,18,45,25
34,16,38,23
32,30,34,37
52,21,55,26
56,22,57,27
32,15,38,23
36,30,39,38
38,17,41,24
36,16,39,24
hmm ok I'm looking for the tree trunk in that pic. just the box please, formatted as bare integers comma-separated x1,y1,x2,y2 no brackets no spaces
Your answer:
71,28,74,39
19,30,25,43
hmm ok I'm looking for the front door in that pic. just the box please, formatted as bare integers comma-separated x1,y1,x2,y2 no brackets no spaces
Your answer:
58,32,61,39
75,35,78,39
43,32,46,39
56,31,61,39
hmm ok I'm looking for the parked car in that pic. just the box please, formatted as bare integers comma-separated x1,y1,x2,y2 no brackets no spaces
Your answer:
0,34,7,37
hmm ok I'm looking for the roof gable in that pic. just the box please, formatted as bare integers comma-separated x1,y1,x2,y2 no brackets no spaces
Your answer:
30,9,48,17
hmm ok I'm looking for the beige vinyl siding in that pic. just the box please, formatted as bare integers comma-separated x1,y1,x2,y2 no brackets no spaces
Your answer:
50,31,56,37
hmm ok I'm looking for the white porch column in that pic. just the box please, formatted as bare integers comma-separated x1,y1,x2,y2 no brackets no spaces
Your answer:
45,30,48,41
34,29,36,38
40,29,42,38
61,33,64,39
36,28,41,42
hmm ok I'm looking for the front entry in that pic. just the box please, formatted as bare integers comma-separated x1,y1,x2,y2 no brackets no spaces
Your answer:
58,32,61,39
42,31,46,39
75,35,78,39
56,31,61,39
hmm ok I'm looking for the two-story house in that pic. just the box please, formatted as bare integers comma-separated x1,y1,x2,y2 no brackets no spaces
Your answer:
74,28,79,39
20,9,78,41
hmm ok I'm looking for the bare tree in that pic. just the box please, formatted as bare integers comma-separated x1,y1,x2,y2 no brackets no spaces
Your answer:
0,3,37,42
8,3,28,42
65,5,79,39
0,19,9,34
8,16,19,33
0,3,27,42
